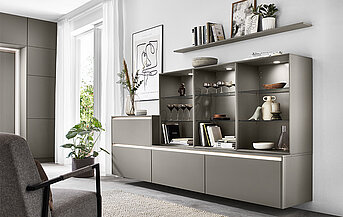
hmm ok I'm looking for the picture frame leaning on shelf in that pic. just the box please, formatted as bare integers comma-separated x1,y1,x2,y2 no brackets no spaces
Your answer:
231,0,256,38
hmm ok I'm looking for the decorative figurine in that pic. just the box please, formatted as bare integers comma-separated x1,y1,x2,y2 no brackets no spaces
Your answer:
249,106,262,120
178,83,186,96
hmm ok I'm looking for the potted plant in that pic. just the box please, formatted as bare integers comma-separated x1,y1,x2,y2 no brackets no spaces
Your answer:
61,117,109,177
253,3,279,31
117,59,143,115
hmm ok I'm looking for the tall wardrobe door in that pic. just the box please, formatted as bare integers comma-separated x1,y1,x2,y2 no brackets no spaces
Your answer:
0,51,15,133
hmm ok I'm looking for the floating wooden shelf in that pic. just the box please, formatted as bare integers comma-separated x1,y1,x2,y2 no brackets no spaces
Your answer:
174,22,312,53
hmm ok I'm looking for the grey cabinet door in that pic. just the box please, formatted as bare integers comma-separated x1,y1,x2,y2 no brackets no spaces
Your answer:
28,19,57,49
152,150,204,193
27,76,55,119
112,146,151,182
28,47,56,77
206,155,281,208
0,52,15,133
27,119,55,159
0,13,27,45
112,117,153,146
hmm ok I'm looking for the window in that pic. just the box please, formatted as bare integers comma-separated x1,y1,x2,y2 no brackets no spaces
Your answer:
74,23,102,122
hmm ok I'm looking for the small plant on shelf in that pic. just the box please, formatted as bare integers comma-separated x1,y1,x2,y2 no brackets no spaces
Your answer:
253,3,279,31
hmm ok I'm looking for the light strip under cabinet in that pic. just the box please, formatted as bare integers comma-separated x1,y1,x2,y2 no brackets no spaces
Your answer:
113,144,282,162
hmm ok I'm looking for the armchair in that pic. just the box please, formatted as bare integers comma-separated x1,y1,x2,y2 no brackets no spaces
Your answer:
0,133,101,217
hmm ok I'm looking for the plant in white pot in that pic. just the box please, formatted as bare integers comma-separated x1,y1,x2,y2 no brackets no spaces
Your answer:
61,117,109,177
253,3,279,31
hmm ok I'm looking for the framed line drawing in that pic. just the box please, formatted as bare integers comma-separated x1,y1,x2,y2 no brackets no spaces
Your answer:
132,24,163,100
231,0,256,38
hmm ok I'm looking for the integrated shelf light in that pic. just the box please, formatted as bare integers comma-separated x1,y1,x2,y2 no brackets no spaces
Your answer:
226,67,233,71
273,61,281,64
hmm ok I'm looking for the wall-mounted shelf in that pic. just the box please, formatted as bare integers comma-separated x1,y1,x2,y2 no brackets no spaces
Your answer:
174,22,312,53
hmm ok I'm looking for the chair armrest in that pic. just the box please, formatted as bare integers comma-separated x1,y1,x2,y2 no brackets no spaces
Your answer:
27,164,98,191
26,163,101,217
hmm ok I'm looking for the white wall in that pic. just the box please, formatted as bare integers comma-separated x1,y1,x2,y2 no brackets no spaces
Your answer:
122,0,343,215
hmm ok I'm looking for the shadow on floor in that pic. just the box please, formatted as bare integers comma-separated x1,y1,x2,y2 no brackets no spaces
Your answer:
127,181,333,217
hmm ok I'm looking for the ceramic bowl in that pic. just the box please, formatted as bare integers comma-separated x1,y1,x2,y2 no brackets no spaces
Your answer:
263,82,287,89
192,57,218,68
253,142,274,150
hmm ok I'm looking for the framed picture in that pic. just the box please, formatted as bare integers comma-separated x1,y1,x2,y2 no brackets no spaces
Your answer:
231,0,256,38
245,14,259,35
132,25,163,100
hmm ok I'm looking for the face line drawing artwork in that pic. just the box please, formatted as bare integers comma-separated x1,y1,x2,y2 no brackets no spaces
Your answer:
136,40,159,89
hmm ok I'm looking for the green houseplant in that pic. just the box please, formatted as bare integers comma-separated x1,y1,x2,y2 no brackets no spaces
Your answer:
61,117,109,177
117,59,143,115
253,3,279,31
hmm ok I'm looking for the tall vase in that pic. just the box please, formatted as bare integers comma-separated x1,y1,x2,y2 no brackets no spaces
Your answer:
125,94,136,116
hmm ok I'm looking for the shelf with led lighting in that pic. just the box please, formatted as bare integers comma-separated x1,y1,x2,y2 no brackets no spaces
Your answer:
174,22,312,53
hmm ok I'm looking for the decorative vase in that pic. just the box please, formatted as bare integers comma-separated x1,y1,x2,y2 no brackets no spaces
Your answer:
262,96,276,120
125,94,136,116
262,17,276,31
72,157,94,178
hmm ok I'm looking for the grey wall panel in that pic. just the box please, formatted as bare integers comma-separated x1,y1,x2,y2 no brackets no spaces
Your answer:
152,150,204,193
27,119,54,159
0,13,27,45
28,19,57,49
28,47,56,77
112,146,151,182
0,52,15,133
27,76,55,119
206,155,281,208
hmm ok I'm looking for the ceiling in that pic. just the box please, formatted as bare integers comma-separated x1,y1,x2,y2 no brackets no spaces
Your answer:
0,0,93,22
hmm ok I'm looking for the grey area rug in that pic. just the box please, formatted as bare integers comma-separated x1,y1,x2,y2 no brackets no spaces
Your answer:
102,190,225,217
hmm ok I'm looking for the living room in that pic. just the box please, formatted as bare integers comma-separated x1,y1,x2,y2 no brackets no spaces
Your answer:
0,0,342,216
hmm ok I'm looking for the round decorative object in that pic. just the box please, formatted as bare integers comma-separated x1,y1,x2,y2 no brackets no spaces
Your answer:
192,57,218,68
253,142,274,150
72,157,94,178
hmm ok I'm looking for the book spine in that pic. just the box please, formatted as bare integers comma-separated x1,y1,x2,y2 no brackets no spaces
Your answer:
206,23,211,43
194,27,198,46
192,28,195,46
203,25,206,44
198,26,202,45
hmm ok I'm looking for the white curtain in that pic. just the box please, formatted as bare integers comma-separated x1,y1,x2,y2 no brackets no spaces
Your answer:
55,19,80,165
99,0,124,175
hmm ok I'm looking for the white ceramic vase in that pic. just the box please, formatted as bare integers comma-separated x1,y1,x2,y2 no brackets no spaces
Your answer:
262,17,276,31
262,96,276,120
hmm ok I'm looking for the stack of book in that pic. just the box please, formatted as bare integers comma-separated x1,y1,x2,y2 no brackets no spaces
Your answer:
199,122,236,149
162,123,180,144
170,138,193,146
192,22,225,46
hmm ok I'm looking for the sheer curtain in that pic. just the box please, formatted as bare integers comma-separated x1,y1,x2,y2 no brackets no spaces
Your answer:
55,19,80,165
99,0,124,175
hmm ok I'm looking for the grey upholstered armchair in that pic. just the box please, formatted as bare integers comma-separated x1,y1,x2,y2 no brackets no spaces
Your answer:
0,133,101,217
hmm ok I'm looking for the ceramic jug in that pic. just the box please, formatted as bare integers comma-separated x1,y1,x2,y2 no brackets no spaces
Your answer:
262,96,276,120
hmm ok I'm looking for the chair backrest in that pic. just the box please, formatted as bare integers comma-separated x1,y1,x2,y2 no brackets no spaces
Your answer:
0,133,44,217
